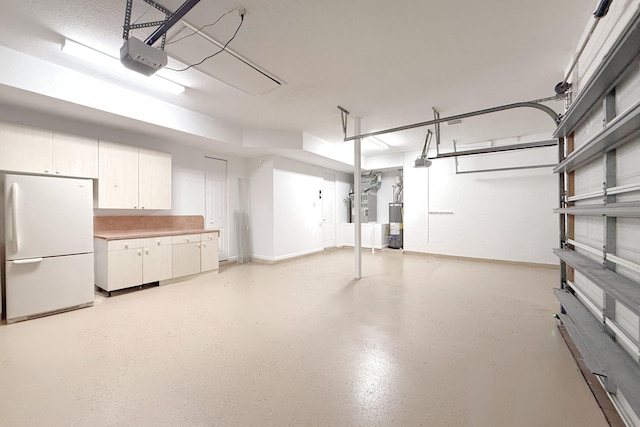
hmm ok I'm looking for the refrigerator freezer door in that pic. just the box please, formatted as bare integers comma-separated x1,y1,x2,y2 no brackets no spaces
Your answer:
4,174,93,260
5,253,94,322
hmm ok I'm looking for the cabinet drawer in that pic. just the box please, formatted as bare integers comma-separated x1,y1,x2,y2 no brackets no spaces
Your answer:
108,239,144,251
143,236,173,247
201,232,218,242
172,234,201,244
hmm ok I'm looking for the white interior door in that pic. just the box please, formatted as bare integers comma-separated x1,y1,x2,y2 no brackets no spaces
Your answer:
322,173,336,248
205,157,228,261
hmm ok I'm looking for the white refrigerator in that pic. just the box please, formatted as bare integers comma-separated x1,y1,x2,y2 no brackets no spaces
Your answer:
1,174,94,323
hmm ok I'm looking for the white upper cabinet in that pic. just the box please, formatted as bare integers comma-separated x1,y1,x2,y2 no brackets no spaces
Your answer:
52,132,98,178
98,141,172,210
0,122,171,209
0,122,53,174
98,141,139,209
138,147,171,210
0,122,98,178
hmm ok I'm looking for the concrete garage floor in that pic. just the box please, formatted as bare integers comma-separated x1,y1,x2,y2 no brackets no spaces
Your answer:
0,249,607,426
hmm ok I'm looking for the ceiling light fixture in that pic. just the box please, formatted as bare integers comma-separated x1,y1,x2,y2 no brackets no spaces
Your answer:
61,38,185,94
366,136,390,150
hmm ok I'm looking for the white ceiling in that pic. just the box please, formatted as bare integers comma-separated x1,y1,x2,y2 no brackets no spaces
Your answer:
0,0,594,166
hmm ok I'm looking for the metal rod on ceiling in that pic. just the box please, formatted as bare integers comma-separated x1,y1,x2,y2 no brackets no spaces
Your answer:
123,0,134,40
145,0,201,46
455,163,557,175
142,0,173,16
433,108,441,156
338,106,350,140
429,139,557,159
342,98,562,142
454,141,459,174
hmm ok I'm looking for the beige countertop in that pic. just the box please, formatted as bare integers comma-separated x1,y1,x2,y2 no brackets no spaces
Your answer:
95,229,219,241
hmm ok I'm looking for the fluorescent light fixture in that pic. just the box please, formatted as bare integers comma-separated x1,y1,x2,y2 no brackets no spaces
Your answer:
61,38,185,94
366,136,390,150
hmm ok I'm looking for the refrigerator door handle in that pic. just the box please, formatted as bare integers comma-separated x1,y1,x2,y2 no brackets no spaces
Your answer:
12,258,43,265
10,182,20,252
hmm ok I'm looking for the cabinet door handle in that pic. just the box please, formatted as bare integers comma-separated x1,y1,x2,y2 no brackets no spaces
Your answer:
137,250,142,256
44,169,50,173
157,240,161,245
202,243,206,248
145,250,149,255
13,257,43,265
10,183,19,253
124,244,128,249
55,170,60,174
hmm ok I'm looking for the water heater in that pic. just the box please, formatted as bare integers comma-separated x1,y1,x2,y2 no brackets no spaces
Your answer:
389,202,403,249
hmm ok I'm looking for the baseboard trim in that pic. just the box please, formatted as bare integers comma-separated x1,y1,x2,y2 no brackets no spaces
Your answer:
244,247,558,269
399,250,559,269
252,248,325,265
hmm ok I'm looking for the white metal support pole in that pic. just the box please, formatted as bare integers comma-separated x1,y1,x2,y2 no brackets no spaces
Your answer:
354,117,362,279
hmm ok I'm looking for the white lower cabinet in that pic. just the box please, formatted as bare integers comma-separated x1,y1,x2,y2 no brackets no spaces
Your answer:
95,239,144,293
143,237,173,283
201,233,219,272
172,234,201,278
95,232,219,294
108,247,143,290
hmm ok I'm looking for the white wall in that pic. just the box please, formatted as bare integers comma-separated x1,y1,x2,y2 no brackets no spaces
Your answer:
248,157,274,260
247,155,352,261
273,157,323,259
403,149,559,265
